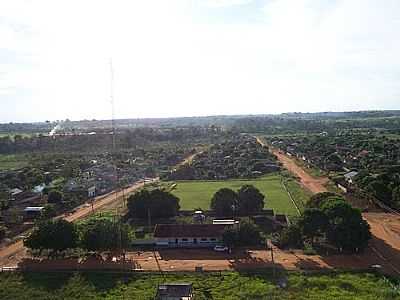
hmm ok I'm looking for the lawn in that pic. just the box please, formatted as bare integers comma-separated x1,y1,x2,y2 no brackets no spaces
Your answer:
167,174,300,215
0,271,398,300
0,154,29,170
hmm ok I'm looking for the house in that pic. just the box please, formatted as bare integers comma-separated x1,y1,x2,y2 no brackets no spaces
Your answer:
24,206,45,219
156,283,193,300
153,224,228,248
344,171,358,184
9,188,23,200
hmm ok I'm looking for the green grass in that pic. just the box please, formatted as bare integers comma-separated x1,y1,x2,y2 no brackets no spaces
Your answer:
284,179,312,212
0,271,398,300
167,174,299,215
0,154,29,170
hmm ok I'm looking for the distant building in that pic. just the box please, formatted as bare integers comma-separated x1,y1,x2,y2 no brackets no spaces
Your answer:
156,283,193,300
344,171,358,184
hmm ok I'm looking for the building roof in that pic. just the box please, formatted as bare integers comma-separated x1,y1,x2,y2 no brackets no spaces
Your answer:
10,188,23,195
157,283,193,298
24,206,45,212
154,224,226,238
344,171,358,179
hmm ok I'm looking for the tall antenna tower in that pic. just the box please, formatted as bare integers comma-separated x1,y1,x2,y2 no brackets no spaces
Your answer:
110,58,116,151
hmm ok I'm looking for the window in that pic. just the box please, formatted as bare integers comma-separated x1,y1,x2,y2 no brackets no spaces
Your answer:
200,238,207,241
181,238,188,242
210,238,216,241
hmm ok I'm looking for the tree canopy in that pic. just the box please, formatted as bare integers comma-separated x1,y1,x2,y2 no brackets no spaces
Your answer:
210,188,238,217
24,219,78,252
237,185,265,215
127,189,180,219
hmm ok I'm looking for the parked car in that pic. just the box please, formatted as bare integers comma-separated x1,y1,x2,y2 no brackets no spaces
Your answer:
213,245,229,252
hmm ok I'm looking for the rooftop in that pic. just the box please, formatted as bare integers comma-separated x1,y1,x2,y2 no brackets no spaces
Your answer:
157,283,193,298
154,224,226,238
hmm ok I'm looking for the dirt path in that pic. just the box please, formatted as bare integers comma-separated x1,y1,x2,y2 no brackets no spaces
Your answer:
255,137,328,193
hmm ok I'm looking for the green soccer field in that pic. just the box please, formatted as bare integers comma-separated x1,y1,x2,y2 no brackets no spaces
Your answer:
167,174,300,215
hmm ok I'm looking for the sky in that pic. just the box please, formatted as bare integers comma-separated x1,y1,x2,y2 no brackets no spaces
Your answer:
0,0,400,122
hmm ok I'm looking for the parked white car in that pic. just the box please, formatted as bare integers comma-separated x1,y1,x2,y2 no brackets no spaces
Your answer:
213,245,229,252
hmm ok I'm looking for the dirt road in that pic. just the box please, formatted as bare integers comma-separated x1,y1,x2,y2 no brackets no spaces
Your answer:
0,180,153,266
256,137,328,193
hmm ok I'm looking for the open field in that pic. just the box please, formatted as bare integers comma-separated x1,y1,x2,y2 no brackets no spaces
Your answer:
168,174,300,215
0,271,398,300
0,154,29,170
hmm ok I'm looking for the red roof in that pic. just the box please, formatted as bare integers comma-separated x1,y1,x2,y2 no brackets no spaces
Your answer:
154,224,227,238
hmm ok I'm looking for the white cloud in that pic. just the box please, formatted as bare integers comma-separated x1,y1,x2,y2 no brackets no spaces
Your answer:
0,0,399,122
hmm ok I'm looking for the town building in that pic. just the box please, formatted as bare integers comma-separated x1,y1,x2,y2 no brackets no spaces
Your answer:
153,224,228,248
156,283,193,300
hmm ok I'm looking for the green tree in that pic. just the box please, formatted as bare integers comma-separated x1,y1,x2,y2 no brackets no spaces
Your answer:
392,186,400,208
0,225,7,241
80,219,131,252
278,222,303,248
24,220,79,253
366,180,393,205
222,227,238,248
322,200,371,252
299,208,328,245
307,192,337,208
210,188,238,217
127,189,180,219
47,190,63,204
237,185,265,215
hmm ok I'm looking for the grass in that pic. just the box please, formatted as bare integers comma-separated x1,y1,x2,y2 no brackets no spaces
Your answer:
0,271,398,300
284,179,312,213
0,154,29,170
166,174,300,216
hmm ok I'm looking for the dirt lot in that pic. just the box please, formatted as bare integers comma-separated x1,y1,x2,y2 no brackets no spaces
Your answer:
13,247,396,275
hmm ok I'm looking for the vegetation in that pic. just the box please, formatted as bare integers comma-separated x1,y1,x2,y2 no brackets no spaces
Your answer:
164,135,280,180
222,220,263,247
0,271,398,299
127,189,180,219
277,193,371,253
24,220,79,254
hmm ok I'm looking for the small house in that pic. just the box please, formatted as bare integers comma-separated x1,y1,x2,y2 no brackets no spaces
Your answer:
24,206,45,219
156,283,193,300
153,224,227,248
344,171,358,184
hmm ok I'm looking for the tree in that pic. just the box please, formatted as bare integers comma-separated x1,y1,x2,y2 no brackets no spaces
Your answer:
47,190,63,204
222,221,262,247
392,186,400,208
237,185,265,215
222,227,238,248
80,218,131,252
237,221,262,246
24,220,79,253
307,192,337,208
322,199,371,252
127,189,180,219
0,225,6,241
278,222,303,248
210,188,237,217
299,208,328,245
366,180,393,205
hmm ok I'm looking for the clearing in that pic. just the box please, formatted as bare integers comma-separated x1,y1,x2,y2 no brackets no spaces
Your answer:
168,174,300,215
